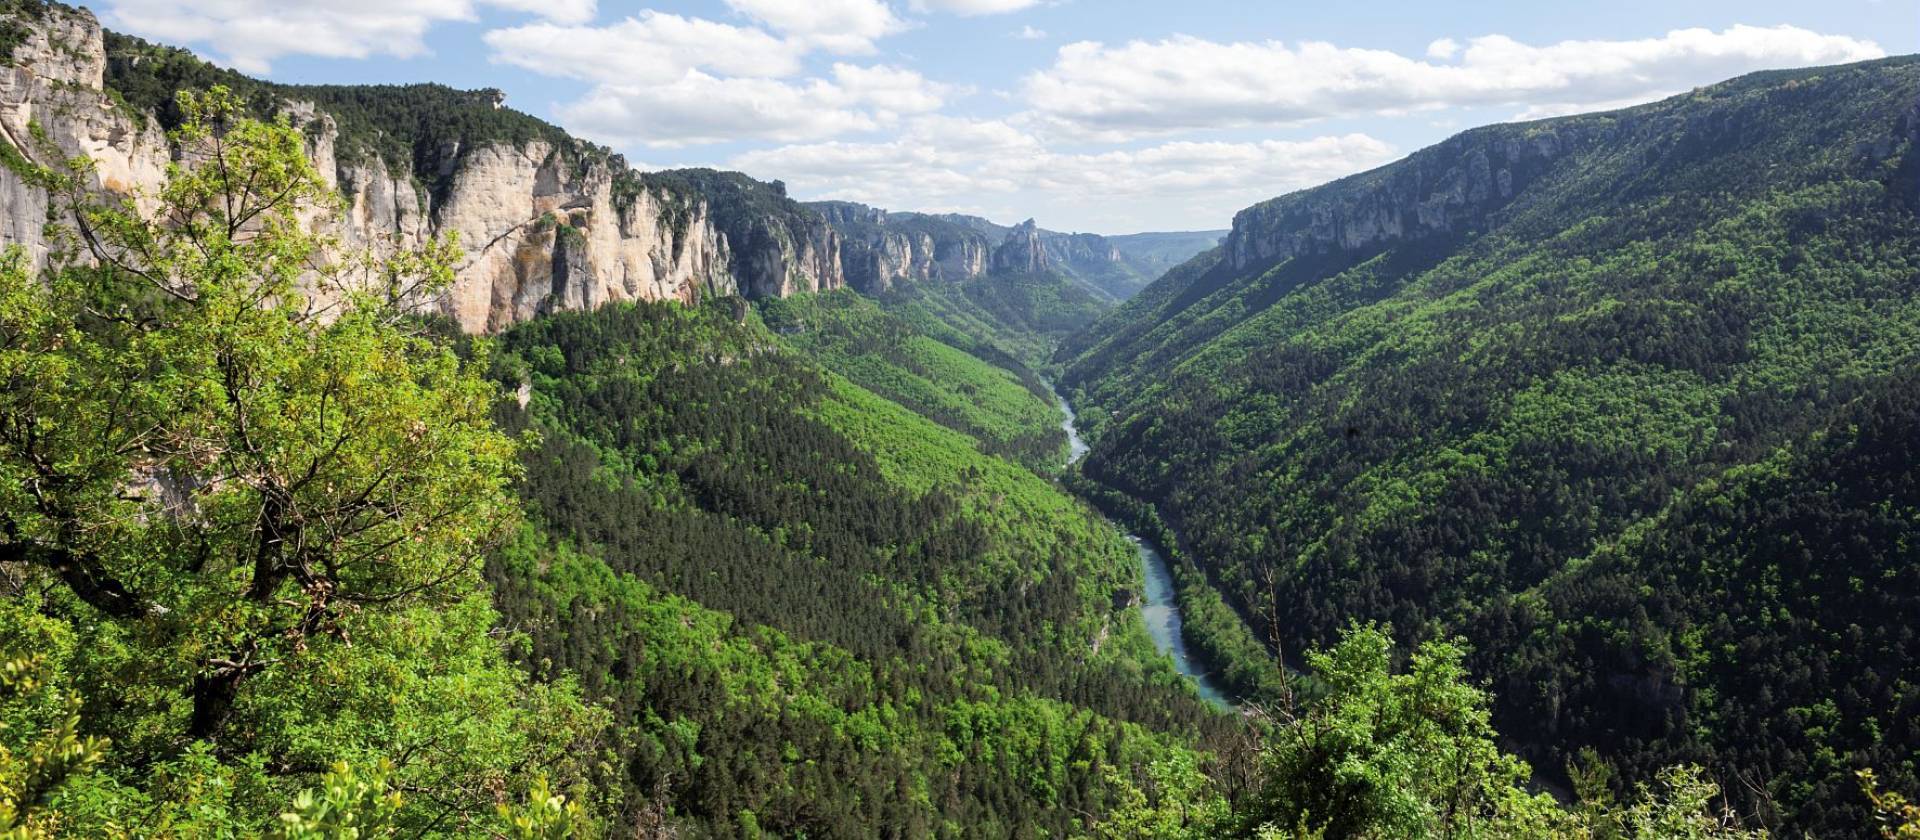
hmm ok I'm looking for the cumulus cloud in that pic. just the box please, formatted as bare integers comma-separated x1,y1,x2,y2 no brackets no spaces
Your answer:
104,0,595,74
478,11,1881,229
560,65,952,147
481,0,595,23
729,118,1398,230
722,0,907,54
1023,25,1885,137
484,12,801,84
831,64,958,113
483,2,951,148
913,0,1045,15
1013,25,1048,40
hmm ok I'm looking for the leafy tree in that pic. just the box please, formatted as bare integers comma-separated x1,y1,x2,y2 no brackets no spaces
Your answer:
271,763,586,840
1084,752,1232,840
1606,767,1765,840
0,614,105,839
1240,625,1575,839
1862,770,1920,840
1089,627,1772,840
0,86,603,833
271,762,404,839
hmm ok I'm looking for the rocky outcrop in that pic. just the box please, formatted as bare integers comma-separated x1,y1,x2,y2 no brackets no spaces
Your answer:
0,5,844,333
840,225,938,294
1049,232,1127,279
812,200,989,293
932,231,989,281
1224,122,1607,272
814,202,1172,296
400,141,741,332
728,211,841,299
991,219,1050,275
0,5,167,265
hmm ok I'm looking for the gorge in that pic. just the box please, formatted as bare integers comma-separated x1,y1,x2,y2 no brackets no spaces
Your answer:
2,0,1918,837
1058,386,1233,708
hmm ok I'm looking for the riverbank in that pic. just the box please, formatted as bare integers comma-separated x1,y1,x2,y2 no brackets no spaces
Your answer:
1053,387,1280,707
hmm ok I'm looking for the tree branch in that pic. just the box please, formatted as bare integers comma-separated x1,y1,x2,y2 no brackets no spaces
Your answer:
0,536,147,619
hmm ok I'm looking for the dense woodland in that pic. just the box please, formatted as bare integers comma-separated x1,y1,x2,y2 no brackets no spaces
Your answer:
486,298,1239,836
6,0,1920,834
0,76,1232,835
756,290,1069,472
1059,56,1920,836
883,270,1112,374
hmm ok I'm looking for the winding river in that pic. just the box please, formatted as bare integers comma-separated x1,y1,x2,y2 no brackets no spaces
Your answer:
1056,389,1233,708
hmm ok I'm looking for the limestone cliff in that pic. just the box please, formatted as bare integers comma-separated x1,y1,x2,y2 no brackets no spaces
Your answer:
991,219,1050,275
0,4,841,333
811,200,988,293
814,203,1165,300
0,3,168,265
1222,121,1605,272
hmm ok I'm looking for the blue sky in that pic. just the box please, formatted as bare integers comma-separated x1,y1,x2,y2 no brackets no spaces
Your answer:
100,0,1917,233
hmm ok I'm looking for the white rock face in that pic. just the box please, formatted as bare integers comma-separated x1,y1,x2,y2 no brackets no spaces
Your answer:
1223,127,1598,273
992,219,1050,275
815,201,991,293
0,7,168,265
0,6,782,334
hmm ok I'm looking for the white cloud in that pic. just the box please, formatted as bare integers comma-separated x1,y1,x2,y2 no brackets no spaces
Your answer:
722,0,907,54
912,0,1044,14
1013,25,1047,40
483,3,950,148
481,0,595,24
104,0,595,74
729,118,1398,230
1023,25,1885,137
1426,37,1460,60
484,12,800,84
830,64,958,113
562,75,876,147
559,65,951,147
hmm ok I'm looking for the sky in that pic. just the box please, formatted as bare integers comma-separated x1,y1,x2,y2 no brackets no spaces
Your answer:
96,0,1918,235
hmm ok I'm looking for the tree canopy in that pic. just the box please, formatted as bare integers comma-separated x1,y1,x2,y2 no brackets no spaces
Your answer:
0,87,602,836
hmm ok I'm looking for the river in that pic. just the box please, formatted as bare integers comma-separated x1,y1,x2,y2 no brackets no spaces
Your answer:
1055,388,1233,708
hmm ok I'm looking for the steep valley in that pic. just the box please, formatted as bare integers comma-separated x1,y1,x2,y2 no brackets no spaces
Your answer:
486,299,1234,835
1058,54,1920,835
3,0,1919,837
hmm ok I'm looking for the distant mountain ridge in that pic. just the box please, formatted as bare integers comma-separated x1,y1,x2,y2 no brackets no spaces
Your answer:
1106,230,1230,279
810,199,1222,301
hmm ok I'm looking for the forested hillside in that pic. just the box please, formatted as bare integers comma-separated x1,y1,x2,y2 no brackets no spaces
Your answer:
0,84,1229,836
8,0,1920,834
488,299,1230,836
1057,54,1920,835
889,270,1112,373
757,291,1068,472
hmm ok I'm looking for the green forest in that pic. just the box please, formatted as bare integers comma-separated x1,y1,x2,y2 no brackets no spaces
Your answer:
488,294,1237,835
4,0,1920,835
0,84,1839,840
1059,56,1920,837
0,85,1236,837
